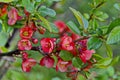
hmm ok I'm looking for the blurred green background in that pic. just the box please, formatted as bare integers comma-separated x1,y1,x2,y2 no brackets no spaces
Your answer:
1,0,120,80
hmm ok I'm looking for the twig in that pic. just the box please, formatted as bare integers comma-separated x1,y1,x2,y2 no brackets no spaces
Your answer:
5,28,18,48
0,46,41,57
88,1,105,21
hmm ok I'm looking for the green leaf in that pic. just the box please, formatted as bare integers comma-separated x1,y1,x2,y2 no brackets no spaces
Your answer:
69,7,89,29
0,47,8,52
67,21,80,35
38,15,52,32
35,0,41,2
104,43,113,57
92,53,104,61
106,66,115,76
22,0,34,13
38,6,56,17
0,23,2,32
77,73,86,80
95,58,112,68
59,50,73,61
50,23,59,33
87,37,102,50
106,18,120,34
0,31,9,46
10,70,27,80
72,57,82,68
94,11,109,21
114,3,120,11
0,0,14,3
107,26,120,44
109,56,119,66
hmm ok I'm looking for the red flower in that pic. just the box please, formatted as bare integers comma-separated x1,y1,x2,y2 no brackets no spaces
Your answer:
20,26,34,39
40,38,56,54
0,5,7,17
40,56,54,68
80,50,95,63
22,58,36,72
54,20,67,33
8,7,21,25
60,35,74,51
56,59,72,72
18,39,32,50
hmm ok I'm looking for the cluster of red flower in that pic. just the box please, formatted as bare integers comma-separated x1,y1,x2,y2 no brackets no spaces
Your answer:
6,7,95,79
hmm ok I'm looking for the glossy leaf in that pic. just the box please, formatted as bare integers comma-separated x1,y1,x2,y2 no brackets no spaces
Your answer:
87,37,102,50
94,11,109,21
92,53,104,61
95,58,112,68
106,18,120,34
106,66,115,76
38,15,52,32
109,56,119,66
10,70,27,80
50,23,59,33
0,31,9,46
22,0,34,13
114,3,120,11
59,50,73,61
104,43,113,57
107,26,120,44
67,21,80,35
72,57,82,68
38,6,56,17
69,7,89,29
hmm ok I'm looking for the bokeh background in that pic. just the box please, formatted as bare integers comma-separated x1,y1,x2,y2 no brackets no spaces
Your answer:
0,0,120,80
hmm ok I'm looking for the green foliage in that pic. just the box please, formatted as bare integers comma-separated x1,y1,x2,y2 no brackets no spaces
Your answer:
109,56,119,66
94,11,109,21
106,18,120,34
72,57,82,68
95,57,112,68
0,31,9,46
92,53,104,61
104,43,113,57
67,21,81,35
69,7,89,30
50,23,59,33
7,70,27,80
38,6,56,17
22,0,35,13
107,26,120,44
114,3,120,11
38,15,52,32
87,37,102,50
59,50,73,61
0,0,14,3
